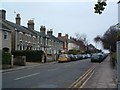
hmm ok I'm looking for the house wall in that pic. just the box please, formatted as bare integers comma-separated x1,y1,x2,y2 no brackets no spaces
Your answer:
0,30,2,50
1,29,11,52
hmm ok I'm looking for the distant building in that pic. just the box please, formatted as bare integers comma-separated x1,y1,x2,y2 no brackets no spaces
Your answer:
58,33,68,53
57,33,87,53
87,44,97,52
68,37,79,51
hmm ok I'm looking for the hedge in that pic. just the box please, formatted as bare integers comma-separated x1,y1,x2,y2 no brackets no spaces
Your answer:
11,50,44,62
2,51,11,64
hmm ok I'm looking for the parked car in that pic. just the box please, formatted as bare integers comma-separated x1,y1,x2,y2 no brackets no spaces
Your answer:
74,55,79,60
68,54,76,61
77,54,83,60
91,54,102,63
58,54,71,63
91,52,108,63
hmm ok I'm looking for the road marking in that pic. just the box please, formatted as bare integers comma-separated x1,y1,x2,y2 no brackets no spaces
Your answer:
68,64,97,88
80,70,95,88
64,64,71,67
14,73,40,80
47,68,59,71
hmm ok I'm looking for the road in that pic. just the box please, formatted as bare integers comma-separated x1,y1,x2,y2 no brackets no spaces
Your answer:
2,59,95,88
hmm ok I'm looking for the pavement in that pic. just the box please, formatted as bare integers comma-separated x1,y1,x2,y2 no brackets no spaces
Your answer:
1,61,57,73
82,56,117,88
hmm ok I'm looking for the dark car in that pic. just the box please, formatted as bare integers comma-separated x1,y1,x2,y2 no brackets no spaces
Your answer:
91,54,102,63
68,54,76,61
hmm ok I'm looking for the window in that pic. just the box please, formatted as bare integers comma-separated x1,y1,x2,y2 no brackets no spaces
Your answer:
3,31,8,40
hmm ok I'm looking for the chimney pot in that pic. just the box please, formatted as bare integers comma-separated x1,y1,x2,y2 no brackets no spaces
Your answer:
40,25,46,34
16,13,21,25
58,33,62,37
0,10,6,20
47,30,53,36
27,20,34,30
65,34,68,39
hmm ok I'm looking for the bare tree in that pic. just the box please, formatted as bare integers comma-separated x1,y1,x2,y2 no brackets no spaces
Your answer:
75,33,88,46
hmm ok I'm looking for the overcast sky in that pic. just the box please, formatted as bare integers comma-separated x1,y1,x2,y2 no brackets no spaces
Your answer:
1,1,118,51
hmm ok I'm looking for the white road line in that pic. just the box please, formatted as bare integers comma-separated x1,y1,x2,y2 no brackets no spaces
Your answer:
64,64,71,67
14,73,40,80
47,68,59,71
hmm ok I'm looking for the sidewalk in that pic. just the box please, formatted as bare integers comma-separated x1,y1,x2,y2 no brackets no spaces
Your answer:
82,56,117,88
2,61,57,73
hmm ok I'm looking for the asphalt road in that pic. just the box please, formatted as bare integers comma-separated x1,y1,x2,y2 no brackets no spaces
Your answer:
2,59,95,88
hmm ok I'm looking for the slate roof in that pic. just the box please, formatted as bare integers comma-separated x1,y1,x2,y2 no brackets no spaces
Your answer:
2,19,62,42
47,35,63,42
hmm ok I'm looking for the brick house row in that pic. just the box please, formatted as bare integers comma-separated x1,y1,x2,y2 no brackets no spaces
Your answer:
0,10,63,59
57,33,87,53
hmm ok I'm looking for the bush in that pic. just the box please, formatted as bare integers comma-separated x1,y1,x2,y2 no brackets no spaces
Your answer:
11,50,44,62
2,51,11,64
68,49,78,55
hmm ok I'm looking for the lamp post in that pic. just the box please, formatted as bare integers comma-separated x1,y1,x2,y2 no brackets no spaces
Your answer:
117,41,120,90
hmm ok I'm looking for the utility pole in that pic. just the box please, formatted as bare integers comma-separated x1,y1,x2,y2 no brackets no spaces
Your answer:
117,41,120,90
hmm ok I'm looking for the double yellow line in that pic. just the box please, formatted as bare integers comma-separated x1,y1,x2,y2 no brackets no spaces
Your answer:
68,64,97,88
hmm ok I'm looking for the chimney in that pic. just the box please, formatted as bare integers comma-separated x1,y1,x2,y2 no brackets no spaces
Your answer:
0,10,6,20
47,29,53,36
58,33,62,37
65,34,69,39
40,25,46,34
27,20,34,30
16,14,21,25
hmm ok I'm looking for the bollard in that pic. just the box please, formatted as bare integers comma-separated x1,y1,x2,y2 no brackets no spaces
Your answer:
11,55,14,68
22,56,26,66
117,41,120,90
42,55,44,63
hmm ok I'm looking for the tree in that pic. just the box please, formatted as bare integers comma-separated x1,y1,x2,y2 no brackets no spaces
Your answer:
75,33,88,46
94,24,120,52
94,35,101,43
94,35,101,48
94,0,120,14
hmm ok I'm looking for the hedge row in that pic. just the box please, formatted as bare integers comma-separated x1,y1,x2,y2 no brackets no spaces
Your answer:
2,51,11,64
11,50,44,62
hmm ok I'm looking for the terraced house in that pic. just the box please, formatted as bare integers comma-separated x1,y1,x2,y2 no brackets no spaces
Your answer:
0,9,63,61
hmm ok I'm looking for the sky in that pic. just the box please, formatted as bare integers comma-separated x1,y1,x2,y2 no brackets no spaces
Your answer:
1,0,118,51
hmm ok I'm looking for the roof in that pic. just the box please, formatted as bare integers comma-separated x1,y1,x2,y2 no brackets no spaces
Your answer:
2,19,62,42
47,35,63,43
2,19,31,34
58,36,67,42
